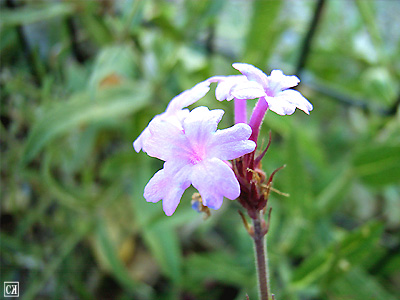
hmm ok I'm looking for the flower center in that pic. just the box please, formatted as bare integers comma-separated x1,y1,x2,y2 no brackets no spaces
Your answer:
265,89,276,97
189,146,205,165
265,81,281,97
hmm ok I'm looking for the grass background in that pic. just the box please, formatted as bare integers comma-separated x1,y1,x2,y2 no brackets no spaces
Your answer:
1,0,399,299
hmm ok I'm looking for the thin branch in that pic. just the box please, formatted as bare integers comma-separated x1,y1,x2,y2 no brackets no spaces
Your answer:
303,78,395,115
295,0,326,74
205,24,216,56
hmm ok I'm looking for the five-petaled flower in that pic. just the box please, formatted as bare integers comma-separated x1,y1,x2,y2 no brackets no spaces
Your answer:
209,63,313,116
141,106,256,216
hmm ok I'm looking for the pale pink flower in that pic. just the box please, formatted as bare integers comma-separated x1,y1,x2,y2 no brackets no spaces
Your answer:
207,75,264,102
142,106,256,216
210,63,313,116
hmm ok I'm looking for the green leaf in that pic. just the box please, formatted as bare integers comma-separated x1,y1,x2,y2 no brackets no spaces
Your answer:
88,44,139,94
0,3,74,27
243,0,283,66
285,125,312,213
129,159,183,283
94,219,153,298
292,222,384,289
143,223,182,284
120,0,146,34
330,267,398,300
78,3,113,46
380,254,400,276
100,151,137,180
354,0,386,66
41,151,89,211
21,83,151,165
316,166,353,214
279,125,313,254
184,252,252,288
353,143,400,186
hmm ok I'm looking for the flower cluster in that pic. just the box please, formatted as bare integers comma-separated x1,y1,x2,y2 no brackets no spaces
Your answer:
134,63,312,216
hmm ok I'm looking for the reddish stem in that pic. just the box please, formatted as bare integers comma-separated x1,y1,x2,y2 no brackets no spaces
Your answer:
248,97,269,144
234,98,247,124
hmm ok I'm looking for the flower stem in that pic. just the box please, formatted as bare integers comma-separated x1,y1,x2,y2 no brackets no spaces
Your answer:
252,211,272,300
248,97,269,144
234,98,247,124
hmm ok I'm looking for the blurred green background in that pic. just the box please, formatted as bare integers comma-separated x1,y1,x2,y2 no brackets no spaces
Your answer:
1,0,399,299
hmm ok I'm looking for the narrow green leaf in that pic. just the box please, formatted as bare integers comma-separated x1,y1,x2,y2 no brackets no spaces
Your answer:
41,151,88,211
129,159,183,283
143,223,182,284
316,166,353,214
95,219,153,297
330,267,398,300
285,126,312,213
21,83,151,165
292,222,383,288
79,11,113,46
280,125,313,254
354,0,386,65
380,254,400,276
291,248,335,289
184,252,252,288
0,3,73,27
353,144,400,186
243,0,283,66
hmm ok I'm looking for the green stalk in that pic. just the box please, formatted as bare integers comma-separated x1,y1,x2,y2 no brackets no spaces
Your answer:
252,212,273,300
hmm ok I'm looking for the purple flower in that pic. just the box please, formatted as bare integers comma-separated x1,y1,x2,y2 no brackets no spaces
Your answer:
210,63,313,116
142,106,256,216
133,81,211,153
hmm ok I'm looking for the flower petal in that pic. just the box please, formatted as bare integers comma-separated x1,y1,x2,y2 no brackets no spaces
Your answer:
133,127,150,152
269,70,300,90
133,113,164,153
166,80,211,113
266,96,297,115
207,123,256,160
275,89,313,114
133,109,189,153
144,168,168,203
232,63,269,88
144,117,188,161
134,80,210,153
183,106,224,147
191,158,240,210
214,75,248,101
206,75,229,84
144,161,192,216
231,80,266,100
